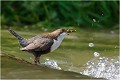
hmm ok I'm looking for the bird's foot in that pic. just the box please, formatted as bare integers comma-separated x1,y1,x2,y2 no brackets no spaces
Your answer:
34,58,40,65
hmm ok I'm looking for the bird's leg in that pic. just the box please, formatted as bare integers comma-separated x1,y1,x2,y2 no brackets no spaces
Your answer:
37,57,40,64
33,52,41,65
34,57,37,65
37,55,41,64
34,56,40,65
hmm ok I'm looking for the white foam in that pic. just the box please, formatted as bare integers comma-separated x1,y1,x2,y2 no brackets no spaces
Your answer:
44,59,62,70
80,56,120,80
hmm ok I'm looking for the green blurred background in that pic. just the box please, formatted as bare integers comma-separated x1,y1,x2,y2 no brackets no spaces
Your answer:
1,1,119,29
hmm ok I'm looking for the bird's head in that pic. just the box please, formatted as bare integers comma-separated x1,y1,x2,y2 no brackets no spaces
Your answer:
50,28,76,40
52,29,76,35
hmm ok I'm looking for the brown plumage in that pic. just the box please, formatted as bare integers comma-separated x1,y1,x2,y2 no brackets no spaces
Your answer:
8,29,76,65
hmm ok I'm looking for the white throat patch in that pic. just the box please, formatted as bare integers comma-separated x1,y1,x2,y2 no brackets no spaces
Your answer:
51,32,67,52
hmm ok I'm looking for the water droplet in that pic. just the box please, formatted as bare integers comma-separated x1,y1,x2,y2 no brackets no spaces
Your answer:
94,52,100,57
58,67,62,70
46,58,49,61
30,57,32,59
99,57,103,59
93,19,96,22
89,43,94,47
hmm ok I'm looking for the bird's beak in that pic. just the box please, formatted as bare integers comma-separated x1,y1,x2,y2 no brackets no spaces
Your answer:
66,29,76,35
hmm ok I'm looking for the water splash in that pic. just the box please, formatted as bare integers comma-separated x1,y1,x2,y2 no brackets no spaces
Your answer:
80,56,120,80
43,59,62,70
42,56,120,80
41,52,119,80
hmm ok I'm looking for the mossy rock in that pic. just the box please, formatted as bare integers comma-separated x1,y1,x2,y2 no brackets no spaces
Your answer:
1,55,101,79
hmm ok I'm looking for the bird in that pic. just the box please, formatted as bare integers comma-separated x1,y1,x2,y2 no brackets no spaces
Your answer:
8,29,76,65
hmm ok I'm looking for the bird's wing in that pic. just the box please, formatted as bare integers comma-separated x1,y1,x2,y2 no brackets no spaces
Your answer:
20,38,53,51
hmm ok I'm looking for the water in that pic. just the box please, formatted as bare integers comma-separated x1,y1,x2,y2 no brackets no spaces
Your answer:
43,56,120,80
1,56,92,79
43,42,119,80
43,59,62,70
1,29,119,79
81,56,120,80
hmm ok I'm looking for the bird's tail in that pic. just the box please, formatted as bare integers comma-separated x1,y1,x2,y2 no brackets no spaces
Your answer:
8,29,24,40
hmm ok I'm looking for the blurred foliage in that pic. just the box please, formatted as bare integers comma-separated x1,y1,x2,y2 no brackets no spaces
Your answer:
1,1,119,29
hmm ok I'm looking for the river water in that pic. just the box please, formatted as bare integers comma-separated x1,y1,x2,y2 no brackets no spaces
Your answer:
1,29,119,79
